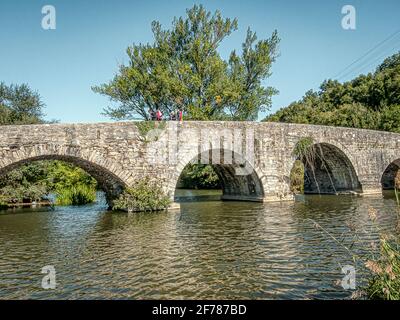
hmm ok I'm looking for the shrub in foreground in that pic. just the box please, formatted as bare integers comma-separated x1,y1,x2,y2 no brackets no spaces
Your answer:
113,179,171,212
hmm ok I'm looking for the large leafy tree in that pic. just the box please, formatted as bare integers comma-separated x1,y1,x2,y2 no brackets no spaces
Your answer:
0,82,45,125
264,52,400,132
93,5,280,121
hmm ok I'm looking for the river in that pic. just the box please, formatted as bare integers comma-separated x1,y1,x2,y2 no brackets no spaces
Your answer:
0,190,399,299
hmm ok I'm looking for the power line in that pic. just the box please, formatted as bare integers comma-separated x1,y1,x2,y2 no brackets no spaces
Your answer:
333,28,400,79
337,36,400,81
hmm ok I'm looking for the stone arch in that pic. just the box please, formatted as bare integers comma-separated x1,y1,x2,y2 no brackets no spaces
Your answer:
170,148,265,202
381,158,400,189
0,144,129,206
294,142,361,194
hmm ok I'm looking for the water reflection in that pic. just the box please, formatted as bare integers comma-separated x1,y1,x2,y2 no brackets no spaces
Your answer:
0,191,399,299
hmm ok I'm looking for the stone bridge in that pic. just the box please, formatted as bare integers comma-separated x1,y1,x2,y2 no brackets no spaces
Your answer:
1,121,399,206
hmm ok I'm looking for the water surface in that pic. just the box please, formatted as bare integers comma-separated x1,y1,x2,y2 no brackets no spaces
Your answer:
0,191,399,299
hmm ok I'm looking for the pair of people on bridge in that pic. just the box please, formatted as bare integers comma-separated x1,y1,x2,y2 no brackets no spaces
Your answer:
149,109,183,121
149,109,163,121
169,109,183,121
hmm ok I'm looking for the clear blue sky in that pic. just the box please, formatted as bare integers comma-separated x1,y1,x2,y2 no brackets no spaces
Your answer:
1,0,399,123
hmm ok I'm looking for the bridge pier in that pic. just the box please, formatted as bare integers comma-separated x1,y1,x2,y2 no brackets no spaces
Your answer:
358,177,384,196
360,188,384,196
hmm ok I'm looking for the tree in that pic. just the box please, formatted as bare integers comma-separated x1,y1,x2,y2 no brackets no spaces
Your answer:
264,52,400,133
93,5,279,121
0,161,50,203
0,82,44,125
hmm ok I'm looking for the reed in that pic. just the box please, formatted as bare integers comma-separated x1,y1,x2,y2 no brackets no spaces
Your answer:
55,185,96,206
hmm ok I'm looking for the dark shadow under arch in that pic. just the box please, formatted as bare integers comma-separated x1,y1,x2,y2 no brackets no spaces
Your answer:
300,143,361,194
381,159,400,189
174,149,265,202
0,155,126,207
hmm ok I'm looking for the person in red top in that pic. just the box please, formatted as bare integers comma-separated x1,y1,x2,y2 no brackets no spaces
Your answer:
156,109,162,121
178,109,183,122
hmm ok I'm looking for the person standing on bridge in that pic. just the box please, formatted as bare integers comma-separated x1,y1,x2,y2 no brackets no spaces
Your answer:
156,109,163,121
149,109,156,121
169,110,176,121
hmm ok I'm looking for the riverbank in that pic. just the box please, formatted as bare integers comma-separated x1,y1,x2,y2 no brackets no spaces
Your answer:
0,200,53,211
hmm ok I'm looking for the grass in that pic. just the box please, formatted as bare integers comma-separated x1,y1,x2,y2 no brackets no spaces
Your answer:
365,237,400,300
365,174,400,300
55,185,96,206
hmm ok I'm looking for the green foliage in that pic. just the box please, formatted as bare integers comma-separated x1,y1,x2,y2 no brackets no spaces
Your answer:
264,52,400,133
178,164,221,189
93,5,279,121
381,104,400,133
0,161,97,206
0,161,49,190
292,137,315,160
0,161,50,204
0,82,45,125
0,184,48,204
47,161,97,191
134,121,166,142
113,178,171,212
366,238,400,300
48,161,97,205
0,194,9,209
291,138,319,194
290,160,304,194
55,185,96,206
